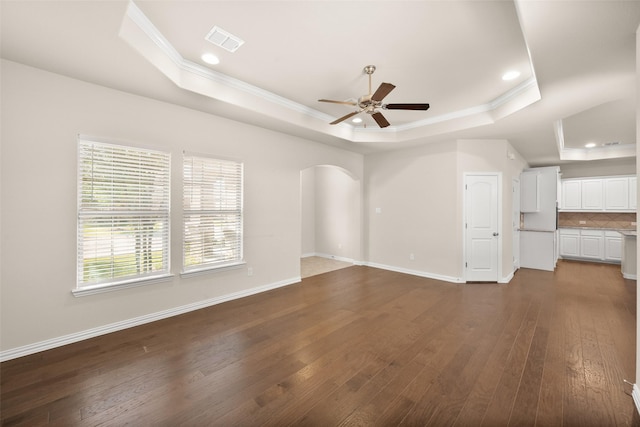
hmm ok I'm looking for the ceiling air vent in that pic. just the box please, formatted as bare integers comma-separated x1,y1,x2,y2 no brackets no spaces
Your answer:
205,26,244,53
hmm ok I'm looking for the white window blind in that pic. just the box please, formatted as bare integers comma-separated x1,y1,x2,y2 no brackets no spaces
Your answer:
183,154,243,272
77,138,171,289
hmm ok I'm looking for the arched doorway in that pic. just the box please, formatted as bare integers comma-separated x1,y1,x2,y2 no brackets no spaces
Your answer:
300,165,362,278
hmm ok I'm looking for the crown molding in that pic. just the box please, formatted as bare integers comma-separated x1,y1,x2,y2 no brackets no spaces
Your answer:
121,1,542,144
554,119,636,160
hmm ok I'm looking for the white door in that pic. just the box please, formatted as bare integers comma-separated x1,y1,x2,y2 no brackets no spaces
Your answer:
465,174,500,281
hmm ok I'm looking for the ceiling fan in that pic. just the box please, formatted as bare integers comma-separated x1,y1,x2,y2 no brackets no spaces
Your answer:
318,65,430,128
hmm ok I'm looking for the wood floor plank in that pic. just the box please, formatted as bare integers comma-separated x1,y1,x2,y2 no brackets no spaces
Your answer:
534,302,565,427
480,298,542,426
1,261,638,426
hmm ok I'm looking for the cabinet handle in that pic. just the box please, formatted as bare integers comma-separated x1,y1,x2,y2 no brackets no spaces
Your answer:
493,232,499,236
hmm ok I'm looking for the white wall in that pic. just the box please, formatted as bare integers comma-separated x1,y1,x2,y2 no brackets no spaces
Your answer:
313,166,360,261
0,60,363,355
365,139,527,282
300,166,361,262
560,157,636,179
300,168,316,256
365,141,462,281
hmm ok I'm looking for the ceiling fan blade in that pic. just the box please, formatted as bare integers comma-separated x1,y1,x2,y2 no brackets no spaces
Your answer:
318,99,358,106
371,112,391,128
383,103,430,110
330,111,360,125
371,83,396,102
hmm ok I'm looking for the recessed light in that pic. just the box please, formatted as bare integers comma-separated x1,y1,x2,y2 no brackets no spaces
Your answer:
585,142,597,148
502,70,520,81
352,117,362,123
201,53,220,65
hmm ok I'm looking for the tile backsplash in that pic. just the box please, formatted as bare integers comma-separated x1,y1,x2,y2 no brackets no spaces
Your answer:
558,212,637,230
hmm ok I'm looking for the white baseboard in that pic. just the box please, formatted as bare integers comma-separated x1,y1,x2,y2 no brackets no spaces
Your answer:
623,273,637,280
302,252,357,265
499,270,515,284
633,384,640,415
365,262,464,284
314,252,355,264
0,276,301,362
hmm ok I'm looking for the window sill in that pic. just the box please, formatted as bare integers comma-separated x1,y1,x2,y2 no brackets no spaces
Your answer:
72,274,174,297
181,261,246,278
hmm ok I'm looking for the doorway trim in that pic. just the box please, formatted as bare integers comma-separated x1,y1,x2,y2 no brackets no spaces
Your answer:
462,172,502,283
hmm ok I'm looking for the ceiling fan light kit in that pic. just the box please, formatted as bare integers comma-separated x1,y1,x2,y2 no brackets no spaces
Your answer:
319,65,430,128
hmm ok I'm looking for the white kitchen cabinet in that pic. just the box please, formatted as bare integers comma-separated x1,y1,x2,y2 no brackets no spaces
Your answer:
559,229,580,258
559,228,623,263
520,171,540,213
604,231,622,261
604,178,629,210
561,180,582,210
561,176,636,212
580,229,604,259
581,180,603,210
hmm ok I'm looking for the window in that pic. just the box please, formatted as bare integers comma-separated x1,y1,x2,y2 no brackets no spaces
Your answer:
183,153,243,273
76,137,171,293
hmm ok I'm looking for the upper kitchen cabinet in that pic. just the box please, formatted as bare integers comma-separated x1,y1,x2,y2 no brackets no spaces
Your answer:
629,177,637,210
604,177,629,210
520,171,541,213
560,176,637,212
581,179,603,210
561,180,582,210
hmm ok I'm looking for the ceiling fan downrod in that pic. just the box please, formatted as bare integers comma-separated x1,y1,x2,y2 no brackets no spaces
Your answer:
364,65,376,95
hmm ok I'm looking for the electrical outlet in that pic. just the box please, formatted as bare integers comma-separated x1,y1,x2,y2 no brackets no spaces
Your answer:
409,253,415,261
579,220,586,225
247,267,253,276
632,222,637,226
375,207,382,214
338,243,342,249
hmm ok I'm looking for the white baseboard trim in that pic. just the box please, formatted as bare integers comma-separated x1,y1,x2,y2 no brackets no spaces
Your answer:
365,262,464,284
314,252,355,264
499,270,515,284
623,272,637,280
302,252,357,265
632,384,640,415
0,276,301,362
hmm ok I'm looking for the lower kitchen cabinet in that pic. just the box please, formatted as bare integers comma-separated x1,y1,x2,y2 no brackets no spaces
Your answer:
559,228,622,263
604,231,622,261
559,229,580,257
580,229,604,259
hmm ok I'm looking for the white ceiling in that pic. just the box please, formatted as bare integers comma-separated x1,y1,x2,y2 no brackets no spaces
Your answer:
1,0,639,166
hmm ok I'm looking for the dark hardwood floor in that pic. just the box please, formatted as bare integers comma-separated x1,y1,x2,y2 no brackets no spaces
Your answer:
2,260,639,426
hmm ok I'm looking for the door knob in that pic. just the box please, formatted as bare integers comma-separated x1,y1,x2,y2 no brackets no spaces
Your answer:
493,232,499,236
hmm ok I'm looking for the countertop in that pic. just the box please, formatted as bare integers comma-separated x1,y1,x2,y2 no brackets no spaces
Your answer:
559,226,636,232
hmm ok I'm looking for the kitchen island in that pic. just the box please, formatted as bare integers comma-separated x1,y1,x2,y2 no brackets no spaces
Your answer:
620,230,637,280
